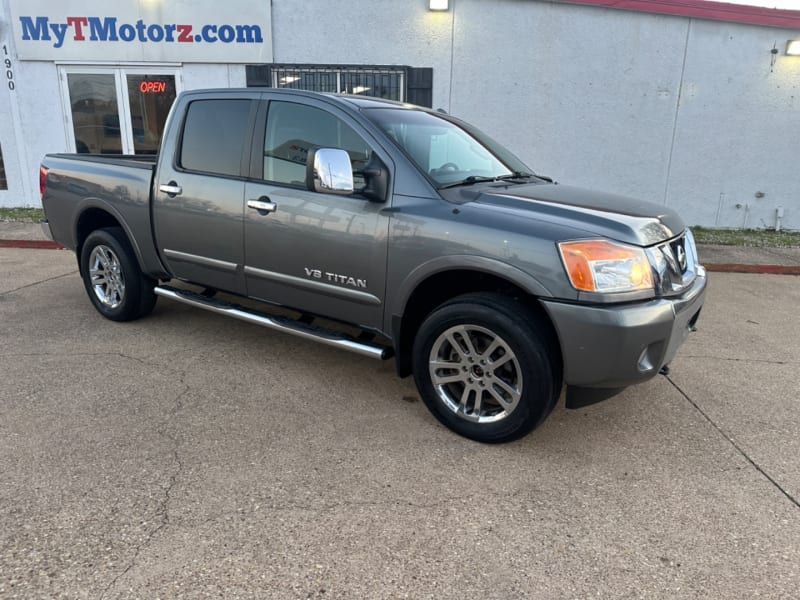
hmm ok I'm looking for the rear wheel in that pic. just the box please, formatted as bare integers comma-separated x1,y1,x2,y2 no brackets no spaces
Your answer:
80,227,157,322
412,293,559,443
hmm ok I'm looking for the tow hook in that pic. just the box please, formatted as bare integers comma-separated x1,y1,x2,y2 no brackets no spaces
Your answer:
659,365,670,376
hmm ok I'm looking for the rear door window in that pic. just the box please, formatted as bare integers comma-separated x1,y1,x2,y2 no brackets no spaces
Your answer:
179,100,252,177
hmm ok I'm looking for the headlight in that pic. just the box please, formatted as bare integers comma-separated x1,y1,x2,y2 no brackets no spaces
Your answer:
558,239,654,293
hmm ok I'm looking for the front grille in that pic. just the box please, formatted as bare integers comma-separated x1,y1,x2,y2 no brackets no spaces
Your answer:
669,236,689,274
647,229,699,297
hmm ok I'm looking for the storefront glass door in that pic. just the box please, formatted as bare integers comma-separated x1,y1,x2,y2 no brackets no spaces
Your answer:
60,67,180,155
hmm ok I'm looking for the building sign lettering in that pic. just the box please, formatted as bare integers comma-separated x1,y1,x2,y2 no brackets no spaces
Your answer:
9,0,272,63
18,17,264,49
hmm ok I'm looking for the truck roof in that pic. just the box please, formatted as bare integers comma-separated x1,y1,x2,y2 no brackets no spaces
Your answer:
178,87,429,112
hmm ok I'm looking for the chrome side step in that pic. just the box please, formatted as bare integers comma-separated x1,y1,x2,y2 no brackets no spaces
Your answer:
154,285,391,360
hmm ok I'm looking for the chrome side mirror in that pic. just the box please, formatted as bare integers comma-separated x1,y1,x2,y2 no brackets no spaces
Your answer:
306,148,354,195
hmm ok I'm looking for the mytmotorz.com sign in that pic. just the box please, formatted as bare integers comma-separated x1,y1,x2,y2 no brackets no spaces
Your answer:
9,0,272,63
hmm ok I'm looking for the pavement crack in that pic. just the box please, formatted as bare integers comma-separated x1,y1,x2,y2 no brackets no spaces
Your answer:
99,383,190,600
0,270,78,296
680,354,797,366
666,375,800,510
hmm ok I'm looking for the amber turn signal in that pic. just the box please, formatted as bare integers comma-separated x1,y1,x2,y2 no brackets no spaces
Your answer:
558,240,653,293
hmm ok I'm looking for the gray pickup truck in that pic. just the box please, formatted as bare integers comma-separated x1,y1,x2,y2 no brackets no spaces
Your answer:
40,88,706,443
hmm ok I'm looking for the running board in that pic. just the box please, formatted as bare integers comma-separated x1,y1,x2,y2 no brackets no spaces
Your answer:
154,285,391,360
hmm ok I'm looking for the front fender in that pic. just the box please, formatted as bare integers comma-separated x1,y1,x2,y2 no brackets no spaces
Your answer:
392,254,554,320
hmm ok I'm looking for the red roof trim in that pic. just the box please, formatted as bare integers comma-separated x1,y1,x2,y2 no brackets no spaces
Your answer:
553,0,800,29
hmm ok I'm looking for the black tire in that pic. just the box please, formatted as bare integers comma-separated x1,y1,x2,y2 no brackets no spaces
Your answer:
80,227,157,322
412,292,560,443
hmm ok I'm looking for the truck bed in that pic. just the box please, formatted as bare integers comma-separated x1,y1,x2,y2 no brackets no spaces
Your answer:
40,152,165,277
45,153,158,170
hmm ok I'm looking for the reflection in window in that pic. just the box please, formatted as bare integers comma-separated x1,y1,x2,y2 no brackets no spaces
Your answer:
0,143,7,190
67,73,122,154
263,102,371,188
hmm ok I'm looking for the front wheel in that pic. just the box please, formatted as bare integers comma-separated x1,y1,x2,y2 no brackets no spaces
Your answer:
412,293,560,443
80,227,157,322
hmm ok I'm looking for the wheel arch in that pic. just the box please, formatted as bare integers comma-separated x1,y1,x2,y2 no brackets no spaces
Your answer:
73,200,164,277
391,261,561,379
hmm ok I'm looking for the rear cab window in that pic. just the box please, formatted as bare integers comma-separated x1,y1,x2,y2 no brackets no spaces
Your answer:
179,99,253,177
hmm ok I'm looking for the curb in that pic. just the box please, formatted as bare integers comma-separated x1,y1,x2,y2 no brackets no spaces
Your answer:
704,263,800,275
0,239,64,249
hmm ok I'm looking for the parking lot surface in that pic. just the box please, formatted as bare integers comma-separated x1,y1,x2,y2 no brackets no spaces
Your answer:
1,248,798,599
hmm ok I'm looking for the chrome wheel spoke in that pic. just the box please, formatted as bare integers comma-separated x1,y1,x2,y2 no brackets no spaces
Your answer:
433,371,467,386
472,388,483,415
458,386,471,412
489,352,513,370
480,338,502,361
88,245,125,309
430,359,462,371
456,326,479,359
90,272,107,285
444,331,469,361
491,378,521,406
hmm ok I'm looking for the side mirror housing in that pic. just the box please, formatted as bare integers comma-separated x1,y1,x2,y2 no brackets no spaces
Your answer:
306,147,354,195
361,154,389,203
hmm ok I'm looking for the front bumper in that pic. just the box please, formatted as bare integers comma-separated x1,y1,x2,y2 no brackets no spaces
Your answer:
541,266,707,405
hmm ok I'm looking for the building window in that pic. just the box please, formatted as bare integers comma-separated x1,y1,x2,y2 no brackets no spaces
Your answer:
246,64,433,108
59,67,180,155
0,143,7,191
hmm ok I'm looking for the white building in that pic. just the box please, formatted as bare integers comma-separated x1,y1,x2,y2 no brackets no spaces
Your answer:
1,0,798,229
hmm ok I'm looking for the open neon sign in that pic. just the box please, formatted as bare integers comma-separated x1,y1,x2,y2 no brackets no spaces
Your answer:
139,80,166,93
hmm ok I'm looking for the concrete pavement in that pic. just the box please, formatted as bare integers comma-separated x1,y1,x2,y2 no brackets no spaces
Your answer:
0,248,798,598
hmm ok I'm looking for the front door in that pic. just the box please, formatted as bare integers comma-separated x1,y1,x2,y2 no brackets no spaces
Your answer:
243,98,391,330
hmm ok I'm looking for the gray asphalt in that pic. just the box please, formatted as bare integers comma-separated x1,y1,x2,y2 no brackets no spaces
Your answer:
1,248,798,599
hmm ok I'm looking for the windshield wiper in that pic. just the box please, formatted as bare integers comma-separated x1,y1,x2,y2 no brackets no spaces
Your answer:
496,171,534,181
438,175,500,189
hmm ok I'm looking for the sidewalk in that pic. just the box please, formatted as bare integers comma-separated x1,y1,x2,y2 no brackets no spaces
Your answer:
1,221,799,273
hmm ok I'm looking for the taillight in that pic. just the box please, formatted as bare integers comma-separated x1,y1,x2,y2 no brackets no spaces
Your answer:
39,165,48,200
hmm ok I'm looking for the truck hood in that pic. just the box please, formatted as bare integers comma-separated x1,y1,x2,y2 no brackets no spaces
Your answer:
449,182,685,247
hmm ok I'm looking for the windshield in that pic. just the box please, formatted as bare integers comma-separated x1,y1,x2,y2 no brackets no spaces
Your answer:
363,108,533,187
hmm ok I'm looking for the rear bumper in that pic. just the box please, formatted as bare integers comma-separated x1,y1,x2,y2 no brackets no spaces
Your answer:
39,219,54,241
541,266,707,402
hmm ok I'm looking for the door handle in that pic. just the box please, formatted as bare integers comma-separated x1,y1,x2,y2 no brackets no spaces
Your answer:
247,198,277,213
159,182,183,197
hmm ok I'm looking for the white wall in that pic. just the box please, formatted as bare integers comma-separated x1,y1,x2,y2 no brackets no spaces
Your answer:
447,1,799,230
2,0,799,229
270,0,455,110
269,0,798,229
668,19,800,229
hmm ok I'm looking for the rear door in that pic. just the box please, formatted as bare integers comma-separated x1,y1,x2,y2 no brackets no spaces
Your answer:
153,92,258,295
242,96,392,329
